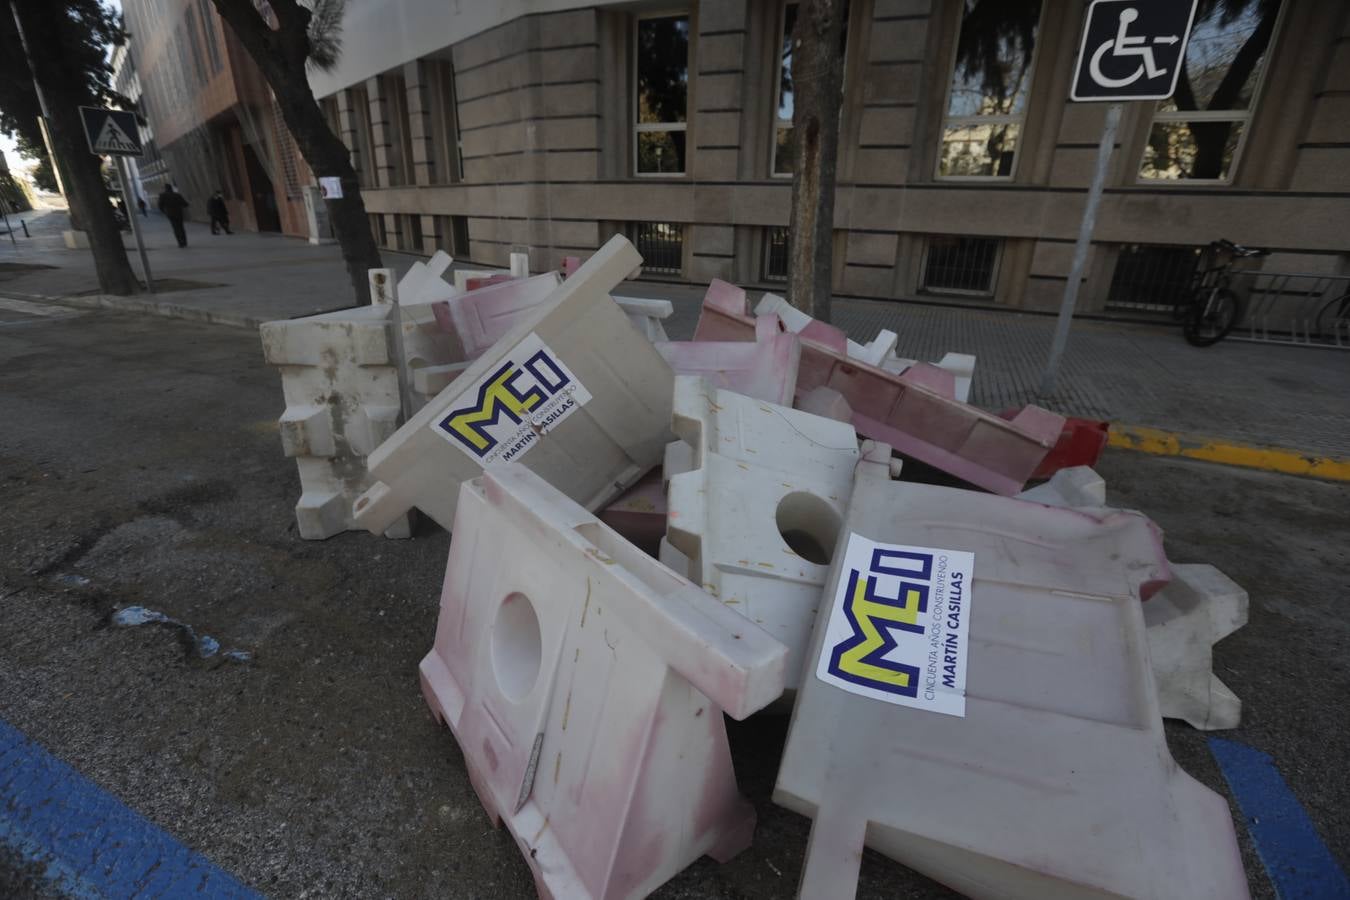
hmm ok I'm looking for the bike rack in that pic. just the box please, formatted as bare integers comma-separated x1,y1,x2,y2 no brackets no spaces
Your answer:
1231,270,1350,349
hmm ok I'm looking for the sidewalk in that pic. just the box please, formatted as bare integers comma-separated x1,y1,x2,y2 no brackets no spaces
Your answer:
3,207,1347,462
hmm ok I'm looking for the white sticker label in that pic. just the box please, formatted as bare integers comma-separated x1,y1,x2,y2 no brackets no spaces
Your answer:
431,333,592,465
816,534,974,717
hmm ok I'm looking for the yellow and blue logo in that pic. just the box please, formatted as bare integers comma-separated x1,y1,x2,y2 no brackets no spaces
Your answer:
824,548,932,698
432,334,591,463
817,534,973,717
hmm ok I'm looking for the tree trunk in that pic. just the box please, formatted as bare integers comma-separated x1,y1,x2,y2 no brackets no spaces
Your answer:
12,2,139,296
785,0,845,323
211,0,382,305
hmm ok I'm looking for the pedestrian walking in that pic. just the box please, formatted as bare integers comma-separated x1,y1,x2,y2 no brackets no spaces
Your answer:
207,190,232,235
137,195,147,217
158,184,189,248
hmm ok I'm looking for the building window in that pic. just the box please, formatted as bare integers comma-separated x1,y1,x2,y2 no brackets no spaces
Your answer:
937,0,1043,178
635,14,689,176
772,4,798,176
764,226,790,281
370,213,387,248
631,221,684,275
196,0,222,74
1138,0,1281,183
397,214,422,253
1106,244,1202,312
183,8,208,87
273,102,301,200
381,72,414,187
922,235,1000,294
348,84,377,188
436,215,470,258
426,60,463,184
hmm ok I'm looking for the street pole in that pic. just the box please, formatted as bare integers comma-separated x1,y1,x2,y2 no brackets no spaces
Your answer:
1,198,14,246
1038,102,1122,396
115,155,153,293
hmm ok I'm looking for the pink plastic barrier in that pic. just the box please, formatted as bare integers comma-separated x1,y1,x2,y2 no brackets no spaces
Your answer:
691,287,1064,495
463,273,518,291
429,273,562,359
655,315,801,406
421,467,786,900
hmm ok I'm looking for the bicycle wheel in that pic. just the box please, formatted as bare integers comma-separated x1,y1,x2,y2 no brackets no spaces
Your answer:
1314,293,1350,342
1184,288,1241,347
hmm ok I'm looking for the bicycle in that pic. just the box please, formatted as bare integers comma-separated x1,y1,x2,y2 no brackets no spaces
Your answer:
1314,284,1350,344
1181,239,1269,347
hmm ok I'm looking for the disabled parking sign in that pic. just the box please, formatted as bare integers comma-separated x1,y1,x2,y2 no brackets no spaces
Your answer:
1070,0,1198,102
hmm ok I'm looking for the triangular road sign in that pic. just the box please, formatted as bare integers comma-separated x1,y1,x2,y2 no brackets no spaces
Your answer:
78,107,143,157
94,116,138,153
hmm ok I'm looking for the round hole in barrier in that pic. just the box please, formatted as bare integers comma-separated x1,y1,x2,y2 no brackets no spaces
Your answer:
775,492,841,566
491,592,542,702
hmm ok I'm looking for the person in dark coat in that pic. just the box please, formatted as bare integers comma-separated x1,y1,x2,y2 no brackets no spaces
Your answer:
207,189,232,235
136,195,147,217
158,184,189,248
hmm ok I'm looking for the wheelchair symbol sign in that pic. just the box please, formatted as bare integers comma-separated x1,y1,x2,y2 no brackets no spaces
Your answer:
1071,0,1197,101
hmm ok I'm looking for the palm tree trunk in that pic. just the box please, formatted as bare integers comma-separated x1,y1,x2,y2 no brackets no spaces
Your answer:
210,0,381,304
785,0,845,323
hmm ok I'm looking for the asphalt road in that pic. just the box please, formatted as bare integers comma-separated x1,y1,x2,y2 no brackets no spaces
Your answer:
0,305,1346,898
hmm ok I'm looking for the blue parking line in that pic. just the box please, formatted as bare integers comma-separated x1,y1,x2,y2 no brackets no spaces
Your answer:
1209,737,1350,899
0,717,259,898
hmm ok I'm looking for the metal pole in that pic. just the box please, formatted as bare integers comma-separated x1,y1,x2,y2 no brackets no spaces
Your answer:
116,155,153,293
1038,102,1122,396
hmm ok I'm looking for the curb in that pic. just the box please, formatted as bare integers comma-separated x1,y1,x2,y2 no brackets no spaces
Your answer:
0,288,263,329
1108,424,1350,482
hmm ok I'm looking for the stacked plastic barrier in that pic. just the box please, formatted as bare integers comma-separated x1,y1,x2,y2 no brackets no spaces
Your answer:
260,304,409,539
352,235,674,535
260,237,1256,899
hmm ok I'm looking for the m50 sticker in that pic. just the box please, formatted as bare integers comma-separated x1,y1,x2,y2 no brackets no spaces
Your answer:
816,534,974,717
432,333,592,464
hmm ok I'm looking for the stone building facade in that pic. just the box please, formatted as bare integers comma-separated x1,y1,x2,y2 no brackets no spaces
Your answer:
311,0,1348,315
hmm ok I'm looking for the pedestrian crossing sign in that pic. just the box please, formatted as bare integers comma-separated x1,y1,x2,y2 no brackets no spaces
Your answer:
78,107,143,156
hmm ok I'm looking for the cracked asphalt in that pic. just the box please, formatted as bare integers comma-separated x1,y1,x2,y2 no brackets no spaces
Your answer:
0,306,1347,898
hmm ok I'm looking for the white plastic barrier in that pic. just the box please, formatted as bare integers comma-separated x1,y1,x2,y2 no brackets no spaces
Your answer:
613,295,674,343
667,376,859,688
419,466,787,900
353,235,673,534
1017,465,1108,508
397,249,453,305
775,446,1249,900
260,305,410,539
1145,564,1248,730
1017,467,1248,728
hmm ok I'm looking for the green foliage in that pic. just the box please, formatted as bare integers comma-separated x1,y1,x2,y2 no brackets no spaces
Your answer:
304,0,346,73
0,1,129,147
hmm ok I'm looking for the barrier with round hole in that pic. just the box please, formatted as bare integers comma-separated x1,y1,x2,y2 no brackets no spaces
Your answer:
666,376,859,689
419,466,787,900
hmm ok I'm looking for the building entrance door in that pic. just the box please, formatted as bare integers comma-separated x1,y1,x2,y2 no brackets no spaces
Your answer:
242,142,281,233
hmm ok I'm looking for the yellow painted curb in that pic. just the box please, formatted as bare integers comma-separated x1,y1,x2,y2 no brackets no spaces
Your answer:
1108,425,1350,481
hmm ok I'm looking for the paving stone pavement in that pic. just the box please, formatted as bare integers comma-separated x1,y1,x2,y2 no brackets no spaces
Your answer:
4,205,1346,457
